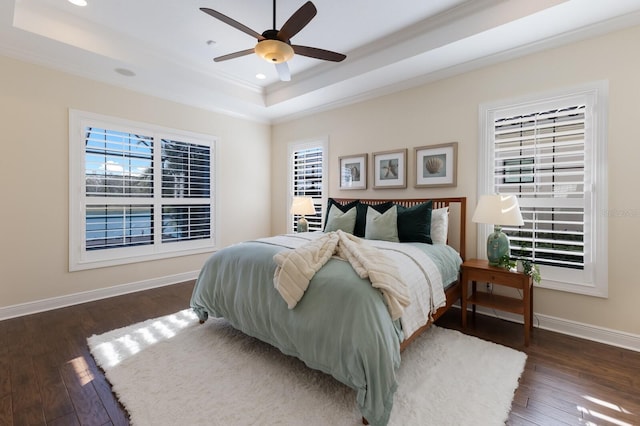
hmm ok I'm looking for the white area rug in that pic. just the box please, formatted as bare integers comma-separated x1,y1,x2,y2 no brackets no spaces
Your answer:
88,310,526,426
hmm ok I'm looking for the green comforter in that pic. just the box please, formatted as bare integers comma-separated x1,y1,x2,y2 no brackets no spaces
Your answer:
191,237,458,425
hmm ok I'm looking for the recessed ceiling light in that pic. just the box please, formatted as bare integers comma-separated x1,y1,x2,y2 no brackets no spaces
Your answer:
68,0,88,6
256,73,266,80
115,68,136,77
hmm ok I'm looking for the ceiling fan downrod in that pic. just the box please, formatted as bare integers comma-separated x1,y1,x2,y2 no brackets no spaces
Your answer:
272,0,277,30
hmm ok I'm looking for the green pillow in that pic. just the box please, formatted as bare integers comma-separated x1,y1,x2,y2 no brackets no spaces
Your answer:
324,198,358,232
396,200,433,244
364,205,399,242
354,201,394,237
324,204,357,233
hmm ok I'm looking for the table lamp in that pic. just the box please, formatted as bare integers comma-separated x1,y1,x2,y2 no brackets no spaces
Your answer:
472,194,524,265
290,197,316,233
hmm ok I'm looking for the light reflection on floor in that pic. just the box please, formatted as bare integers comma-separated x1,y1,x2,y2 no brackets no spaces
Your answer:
577,394,635,426
582,395,633,415
67,355,95,386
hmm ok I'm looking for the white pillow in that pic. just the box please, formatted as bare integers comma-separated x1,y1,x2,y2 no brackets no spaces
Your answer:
364,205,399,242
430,207,449,244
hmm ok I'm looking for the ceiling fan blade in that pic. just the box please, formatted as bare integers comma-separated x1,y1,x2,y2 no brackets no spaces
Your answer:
200,8,265,41
292,45,346,62
277,1,317,41
275,62,291,82
213,49,255,62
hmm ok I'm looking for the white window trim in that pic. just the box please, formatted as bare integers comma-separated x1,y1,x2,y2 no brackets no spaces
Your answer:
69,109,217,271
287,137,328,232
478,81,608,297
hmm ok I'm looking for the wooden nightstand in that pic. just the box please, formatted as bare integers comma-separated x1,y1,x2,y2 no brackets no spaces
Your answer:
461,259,534,346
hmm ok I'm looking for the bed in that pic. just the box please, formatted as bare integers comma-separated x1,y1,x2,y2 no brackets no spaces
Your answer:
190,197,466,426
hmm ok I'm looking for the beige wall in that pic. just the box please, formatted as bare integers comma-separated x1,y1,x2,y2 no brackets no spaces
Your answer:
272,25,640,335
2,25,639,337
0,56,271,310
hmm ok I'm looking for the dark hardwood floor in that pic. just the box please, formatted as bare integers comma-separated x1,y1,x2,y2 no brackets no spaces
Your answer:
437,311,640,426
1,281,638,425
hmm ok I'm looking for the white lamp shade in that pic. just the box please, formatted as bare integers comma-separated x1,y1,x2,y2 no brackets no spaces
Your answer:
472,194,524,226
290,197,316,216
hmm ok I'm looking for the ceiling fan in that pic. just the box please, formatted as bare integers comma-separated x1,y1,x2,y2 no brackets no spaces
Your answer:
201,1,346,82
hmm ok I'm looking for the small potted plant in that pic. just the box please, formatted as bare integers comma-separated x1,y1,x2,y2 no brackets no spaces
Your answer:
518,259,541,284
495,254,516,271
495,255,541,285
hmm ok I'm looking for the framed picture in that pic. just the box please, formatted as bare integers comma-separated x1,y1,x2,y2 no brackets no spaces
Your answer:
339,153,367,190
372,149,407,189
414,142,458,188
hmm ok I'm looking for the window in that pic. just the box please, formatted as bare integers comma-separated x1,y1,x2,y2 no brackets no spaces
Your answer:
288,139,327,232
70,110,215,270
478,82,608,297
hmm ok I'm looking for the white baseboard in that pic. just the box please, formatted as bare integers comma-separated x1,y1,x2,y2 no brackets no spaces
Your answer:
463,304,640,353
0,271,199,321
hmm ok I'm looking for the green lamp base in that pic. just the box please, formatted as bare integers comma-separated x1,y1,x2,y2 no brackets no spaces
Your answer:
486,226,510,266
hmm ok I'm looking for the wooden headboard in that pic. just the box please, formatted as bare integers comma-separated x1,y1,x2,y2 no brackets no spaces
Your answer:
331,197,466,260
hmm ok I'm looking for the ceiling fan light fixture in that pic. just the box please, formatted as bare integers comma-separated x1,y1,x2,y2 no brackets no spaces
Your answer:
254,39,294,64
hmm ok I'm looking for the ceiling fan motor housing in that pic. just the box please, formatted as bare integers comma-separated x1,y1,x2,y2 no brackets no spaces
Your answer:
255,30,294,63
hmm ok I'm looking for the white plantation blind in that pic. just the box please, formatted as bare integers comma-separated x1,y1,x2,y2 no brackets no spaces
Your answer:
161,139,211,198
494,105,586,269
289,141,326,232
70,110,216,270
161,205,211,243
86,204,154,250
479,82,608,297
85,128,154,197
160,139,212,244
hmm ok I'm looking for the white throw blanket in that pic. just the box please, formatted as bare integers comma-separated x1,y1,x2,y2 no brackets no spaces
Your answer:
273,230,411,320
